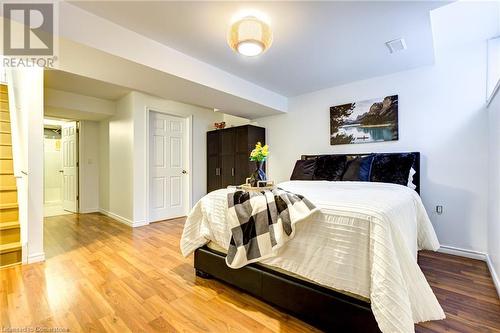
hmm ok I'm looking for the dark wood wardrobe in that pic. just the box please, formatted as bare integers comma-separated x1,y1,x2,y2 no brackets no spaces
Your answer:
207,125,265,192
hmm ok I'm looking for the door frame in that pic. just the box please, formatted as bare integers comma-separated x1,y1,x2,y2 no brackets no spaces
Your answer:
145,108,193,223
43,118,80,214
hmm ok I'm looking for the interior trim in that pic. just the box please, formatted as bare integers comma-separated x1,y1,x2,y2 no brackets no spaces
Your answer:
487,78,500,107
145,109,194,222
27,252,46,264
99,209,148,228
438,244,487,261
443,242,500,297
486,254,500,298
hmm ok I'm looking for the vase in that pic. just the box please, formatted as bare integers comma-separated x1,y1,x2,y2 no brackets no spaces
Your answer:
249,161,267,187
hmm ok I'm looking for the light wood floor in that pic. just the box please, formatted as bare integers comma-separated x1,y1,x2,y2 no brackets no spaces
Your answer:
0,213,499,332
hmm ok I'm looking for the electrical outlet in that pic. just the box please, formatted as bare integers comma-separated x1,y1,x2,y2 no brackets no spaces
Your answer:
435,205,443,215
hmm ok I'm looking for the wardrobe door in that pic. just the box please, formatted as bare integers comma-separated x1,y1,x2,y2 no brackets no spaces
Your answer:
207,131,220,192
234,126,250,185
220,128,235,187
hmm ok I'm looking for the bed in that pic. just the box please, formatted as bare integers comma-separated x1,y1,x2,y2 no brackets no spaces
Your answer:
180,152,445,333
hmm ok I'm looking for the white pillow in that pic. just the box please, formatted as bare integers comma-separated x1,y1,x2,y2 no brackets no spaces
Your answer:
407,167,417,190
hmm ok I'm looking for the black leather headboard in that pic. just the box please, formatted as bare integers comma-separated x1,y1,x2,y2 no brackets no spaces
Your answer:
300,152,421,194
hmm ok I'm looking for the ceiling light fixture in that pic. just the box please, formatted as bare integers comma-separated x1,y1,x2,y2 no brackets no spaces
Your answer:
228,15,272,57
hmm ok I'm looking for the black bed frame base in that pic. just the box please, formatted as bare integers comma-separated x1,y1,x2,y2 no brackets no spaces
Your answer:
194,246,381,333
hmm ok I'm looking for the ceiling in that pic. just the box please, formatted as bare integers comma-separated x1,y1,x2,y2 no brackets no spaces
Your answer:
44,70,131,100
70,1,448,97
47,39,288,118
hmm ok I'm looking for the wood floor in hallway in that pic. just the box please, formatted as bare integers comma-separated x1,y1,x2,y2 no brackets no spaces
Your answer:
0,213,499,332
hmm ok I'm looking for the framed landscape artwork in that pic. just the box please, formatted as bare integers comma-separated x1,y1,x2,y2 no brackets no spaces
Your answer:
330,95,399,145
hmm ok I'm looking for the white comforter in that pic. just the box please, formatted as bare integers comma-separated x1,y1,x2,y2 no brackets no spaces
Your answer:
180,181,445,333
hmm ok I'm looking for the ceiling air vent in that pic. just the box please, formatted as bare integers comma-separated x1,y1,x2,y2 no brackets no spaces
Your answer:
385,38,407,54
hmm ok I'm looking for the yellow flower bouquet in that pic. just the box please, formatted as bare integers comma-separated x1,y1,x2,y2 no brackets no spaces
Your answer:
249,142,269,162
248,142,268,187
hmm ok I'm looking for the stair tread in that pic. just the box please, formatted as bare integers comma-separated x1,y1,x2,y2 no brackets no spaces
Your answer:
0,221,19,230
0,203,18,209
0,186,16,191
0,242,21,254
0,158,13,160
0,143,12,146
0,130,11,134
0,172,14,175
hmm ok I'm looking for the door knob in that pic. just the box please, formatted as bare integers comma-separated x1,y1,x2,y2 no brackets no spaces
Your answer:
182,170,187,174
59,170,64,173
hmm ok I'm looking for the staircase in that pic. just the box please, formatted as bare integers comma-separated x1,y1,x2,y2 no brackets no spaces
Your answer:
0,84,21,267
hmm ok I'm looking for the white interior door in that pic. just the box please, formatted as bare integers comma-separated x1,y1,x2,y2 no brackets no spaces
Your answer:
61,121,78,213
149,112,188,222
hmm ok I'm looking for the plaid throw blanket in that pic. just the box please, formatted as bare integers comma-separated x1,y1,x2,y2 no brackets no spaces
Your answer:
226,187,318,268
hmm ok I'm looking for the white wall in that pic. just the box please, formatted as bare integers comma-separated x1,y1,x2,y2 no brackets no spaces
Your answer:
45,88,116,120
43,137,62,204
79,121,100,213
487,38,500,100
99,121,110,214
98,91,224,225
99,93,134,223
487,0,500,296
488,88,500,294
223,114,251,127
131,92,223,225
8,69,45,264
255,1,497,254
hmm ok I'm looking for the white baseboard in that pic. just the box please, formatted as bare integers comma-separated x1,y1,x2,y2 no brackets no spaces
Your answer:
27,252,45,264
486,254,500,298
99,209,133,226
132,220,149,227
99,209,149,228
438,245,487,261
438,245,500,298
79,208,100,214
44,200,62,206
22,243,28,264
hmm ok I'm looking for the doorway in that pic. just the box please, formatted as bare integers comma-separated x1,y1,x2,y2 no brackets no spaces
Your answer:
43,118,79,217
148,111,190,222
